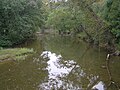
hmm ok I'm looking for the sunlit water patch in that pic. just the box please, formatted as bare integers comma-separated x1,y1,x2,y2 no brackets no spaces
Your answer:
39,51,81,89
39,51,106,90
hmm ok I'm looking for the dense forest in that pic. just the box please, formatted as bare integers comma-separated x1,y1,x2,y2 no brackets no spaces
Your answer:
0,0,120,50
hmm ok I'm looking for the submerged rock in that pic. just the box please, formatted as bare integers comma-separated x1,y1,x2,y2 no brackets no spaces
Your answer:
92,81,106,90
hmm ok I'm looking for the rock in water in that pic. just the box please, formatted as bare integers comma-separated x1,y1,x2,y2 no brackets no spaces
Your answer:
92,81,106,90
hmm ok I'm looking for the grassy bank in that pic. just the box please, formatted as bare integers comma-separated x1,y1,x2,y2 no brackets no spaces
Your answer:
0,48,34,62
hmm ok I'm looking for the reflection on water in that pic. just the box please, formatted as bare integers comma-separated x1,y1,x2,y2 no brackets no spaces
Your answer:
92,81,106,90
40,51,81,89
39,51,106,90
41,51,75,78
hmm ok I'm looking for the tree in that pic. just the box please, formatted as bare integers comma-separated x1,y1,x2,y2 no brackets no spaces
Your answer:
93,0,120,44
0,0,43,47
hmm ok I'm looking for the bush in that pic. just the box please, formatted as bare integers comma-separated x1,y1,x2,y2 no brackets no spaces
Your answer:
0,0,43,47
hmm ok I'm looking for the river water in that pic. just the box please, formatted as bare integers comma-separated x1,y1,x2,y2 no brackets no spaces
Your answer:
0,35,120,90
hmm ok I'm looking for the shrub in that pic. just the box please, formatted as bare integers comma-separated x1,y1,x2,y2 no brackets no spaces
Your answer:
0,0,43,47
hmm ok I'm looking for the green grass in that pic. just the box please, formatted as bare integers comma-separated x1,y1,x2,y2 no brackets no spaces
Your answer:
0,48,34,62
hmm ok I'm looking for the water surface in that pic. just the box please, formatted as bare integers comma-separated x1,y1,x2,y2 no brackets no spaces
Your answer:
0,35,120,90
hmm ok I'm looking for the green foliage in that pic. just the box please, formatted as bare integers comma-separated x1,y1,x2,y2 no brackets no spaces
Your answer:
0,0,43,47
116,43,120,50
47,8,71,32
46,0,119,47
46,7,85,33
108,0,120,43
92,0,120,43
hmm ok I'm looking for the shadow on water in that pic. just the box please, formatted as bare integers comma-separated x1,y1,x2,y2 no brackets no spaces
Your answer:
0,35,120,90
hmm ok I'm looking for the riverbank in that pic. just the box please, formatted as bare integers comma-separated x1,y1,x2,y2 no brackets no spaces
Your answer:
75,33,120,56
0,48,34,63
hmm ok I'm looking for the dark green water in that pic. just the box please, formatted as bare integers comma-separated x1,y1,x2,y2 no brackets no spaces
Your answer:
0,35,120,90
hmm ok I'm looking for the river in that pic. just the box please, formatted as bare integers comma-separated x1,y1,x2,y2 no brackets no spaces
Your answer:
0,35,120,90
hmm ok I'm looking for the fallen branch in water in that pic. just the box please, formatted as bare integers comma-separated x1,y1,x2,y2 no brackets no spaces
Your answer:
106,54,120,90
